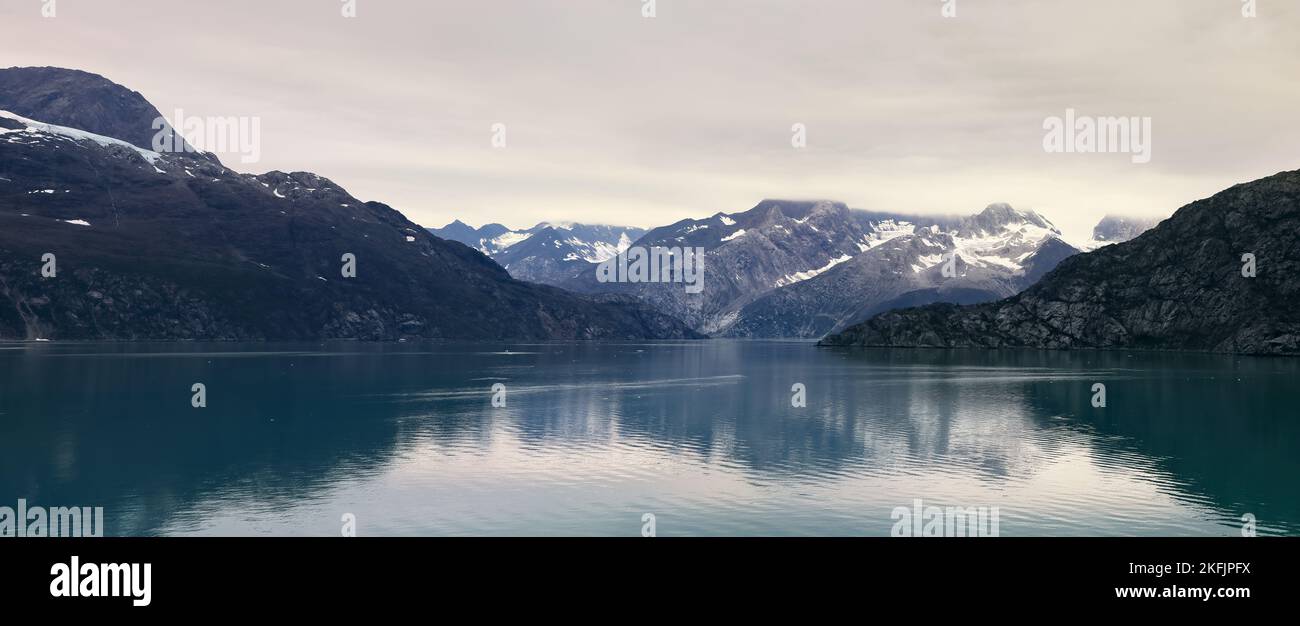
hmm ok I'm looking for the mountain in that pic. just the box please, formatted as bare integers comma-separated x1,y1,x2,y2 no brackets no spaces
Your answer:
717,203,1082,338
0,66,192,153
0,67,698,341
429,220,644,285
426,219,509,249
819,169,1300,355
550,199,1078,338
563,200,904,334
491,223,640,285
1085,214,1164,249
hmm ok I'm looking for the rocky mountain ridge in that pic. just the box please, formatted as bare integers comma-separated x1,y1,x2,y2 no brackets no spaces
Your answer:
0,67,698,341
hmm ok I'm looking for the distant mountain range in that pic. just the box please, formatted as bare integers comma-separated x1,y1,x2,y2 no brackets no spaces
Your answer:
450,199,1156,338
821,169,1300,355
0,67,697,341
428,220,643,285
713,202,1085,338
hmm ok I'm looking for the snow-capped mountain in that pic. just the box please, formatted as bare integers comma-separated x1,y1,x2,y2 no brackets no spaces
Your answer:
564,199,958,334
719,204,1082,338
492,224,641,284
429,220,644,284
558,200,1083,338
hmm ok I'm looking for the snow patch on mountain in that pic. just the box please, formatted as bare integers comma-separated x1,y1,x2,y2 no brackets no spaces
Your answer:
483,230,532,253
0,110,162,164
860,219,916,250
582,232,635,263
931,209,1064,275
774,254,853,287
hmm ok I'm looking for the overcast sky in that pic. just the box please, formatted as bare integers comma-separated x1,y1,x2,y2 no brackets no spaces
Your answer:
4,0,1298,241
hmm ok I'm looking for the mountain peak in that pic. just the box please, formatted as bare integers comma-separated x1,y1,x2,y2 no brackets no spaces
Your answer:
428,219,486,245
533,221,578,231
979,202,1018,217
966,203,1056,234
0,66,185,152
751,198,846,211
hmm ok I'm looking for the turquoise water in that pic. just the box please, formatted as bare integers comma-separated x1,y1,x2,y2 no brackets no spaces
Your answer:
0,340,1295,536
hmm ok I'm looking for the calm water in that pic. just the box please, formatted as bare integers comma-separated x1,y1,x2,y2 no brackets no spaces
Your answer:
0,340,1296,536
